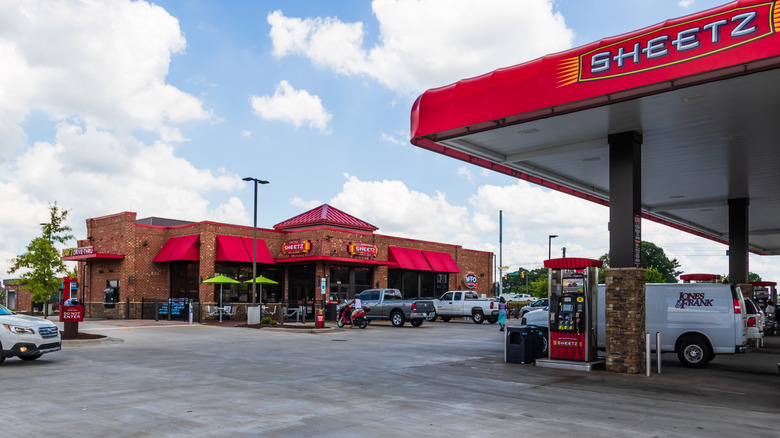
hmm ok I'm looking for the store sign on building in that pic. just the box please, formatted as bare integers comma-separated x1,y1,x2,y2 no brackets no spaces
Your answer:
282,240,311,255
465,272,478,288
348,243,377,257
62,246,94,257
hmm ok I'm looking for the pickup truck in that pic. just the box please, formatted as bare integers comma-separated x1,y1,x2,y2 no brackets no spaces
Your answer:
356,289,436,327
1,304,62,364
434,290,499,324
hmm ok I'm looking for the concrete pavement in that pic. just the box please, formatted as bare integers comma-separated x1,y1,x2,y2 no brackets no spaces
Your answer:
1,318,778,437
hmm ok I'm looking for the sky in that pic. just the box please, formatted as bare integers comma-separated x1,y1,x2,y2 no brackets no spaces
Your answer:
2,0,777,285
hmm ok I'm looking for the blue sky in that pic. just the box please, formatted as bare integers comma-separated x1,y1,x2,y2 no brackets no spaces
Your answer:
3,0,776,284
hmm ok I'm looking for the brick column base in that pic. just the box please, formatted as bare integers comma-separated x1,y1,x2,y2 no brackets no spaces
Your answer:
605,268,646,374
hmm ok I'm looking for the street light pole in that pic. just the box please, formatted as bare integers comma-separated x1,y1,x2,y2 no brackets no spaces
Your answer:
548,234,558,260
243,177,269,306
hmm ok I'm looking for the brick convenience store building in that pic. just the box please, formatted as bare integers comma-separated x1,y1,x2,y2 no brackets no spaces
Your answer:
61,204,493,320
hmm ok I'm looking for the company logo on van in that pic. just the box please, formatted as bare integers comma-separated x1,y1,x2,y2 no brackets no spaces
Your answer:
675,292,714,309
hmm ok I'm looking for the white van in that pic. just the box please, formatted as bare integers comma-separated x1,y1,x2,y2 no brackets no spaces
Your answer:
522,283,749,368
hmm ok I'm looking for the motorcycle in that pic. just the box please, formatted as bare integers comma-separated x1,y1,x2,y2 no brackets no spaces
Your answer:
337,305,370,329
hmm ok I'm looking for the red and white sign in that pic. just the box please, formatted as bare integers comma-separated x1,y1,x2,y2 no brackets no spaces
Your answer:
578,3,774,82
282,240,311,255
60,305,84,323
348,243,377,257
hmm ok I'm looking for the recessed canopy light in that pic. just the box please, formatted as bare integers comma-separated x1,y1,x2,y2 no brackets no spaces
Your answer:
681,94,707,103
670,195,684,199
517,128,539,135
582,157,601,162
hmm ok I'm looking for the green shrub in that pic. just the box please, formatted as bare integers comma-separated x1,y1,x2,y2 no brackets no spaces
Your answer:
260,316,277,325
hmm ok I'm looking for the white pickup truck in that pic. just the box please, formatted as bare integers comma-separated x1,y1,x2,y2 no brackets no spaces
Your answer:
1,304,62,364
434,290,499,324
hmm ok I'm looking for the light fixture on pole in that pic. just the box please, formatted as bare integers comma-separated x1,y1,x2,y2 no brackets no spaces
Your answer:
548,234,558,260
243,177,269,306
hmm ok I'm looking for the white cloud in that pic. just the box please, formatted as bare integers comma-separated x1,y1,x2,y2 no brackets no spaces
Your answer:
457,166,474,181
677,1,696,8
268,0,574,95
250,80,332,132
380,131,406,145
290,196,323,210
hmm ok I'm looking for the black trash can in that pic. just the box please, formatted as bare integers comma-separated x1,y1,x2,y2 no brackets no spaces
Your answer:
325,302,338,321
505,325,542,364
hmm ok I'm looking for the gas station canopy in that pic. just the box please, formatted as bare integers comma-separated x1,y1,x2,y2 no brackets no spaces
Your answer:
411,0,780,255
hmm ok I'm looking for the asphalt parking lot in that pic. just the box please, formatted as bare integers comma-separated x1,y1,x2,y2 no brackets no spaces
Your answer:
2,318,778,438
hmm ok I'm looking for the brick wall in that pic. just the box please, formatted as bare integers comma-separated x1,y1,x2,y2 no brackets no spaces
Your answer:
604,267,646,374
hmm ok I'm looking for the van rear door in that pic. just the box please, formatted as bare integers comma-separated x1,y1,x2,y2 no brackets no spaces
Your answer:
732,284,749,351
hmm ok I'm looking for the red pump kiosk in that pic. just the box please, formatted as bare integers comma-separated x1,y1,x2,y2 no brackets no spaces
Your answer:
543,258,602,366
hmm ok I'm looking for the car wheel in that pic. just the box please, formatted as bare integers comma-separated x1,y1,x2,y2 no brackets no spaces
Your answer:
20,353,43,361
428,312,437,322
440,316,451,322
472,311,485,324
487,318,497,324
410,319,424,327
391,311,406,327
677,336,711,369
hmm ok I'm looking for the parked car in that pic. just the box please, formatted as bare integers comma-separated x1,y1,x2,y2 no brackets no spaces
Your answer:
1,304,62,364
744,298,765,346
522,283,749,368
520,298,548,317
353,289,435,327
434,290,499,324
499,293,534,302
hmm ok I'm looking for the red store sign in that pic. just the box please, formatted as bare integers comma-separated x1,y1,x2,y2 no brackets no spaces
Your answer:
282,240,311,255
348,243,377,257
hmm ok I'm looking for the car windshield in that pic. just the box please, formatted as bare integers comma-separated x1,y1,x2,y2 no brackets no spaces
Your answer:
0,304,14,315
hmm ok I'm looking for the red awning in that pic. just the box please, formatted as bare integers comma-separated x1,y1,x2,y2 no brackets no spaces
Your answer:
153,235,200,262
388,247,432,271
215,235,274,264
422,250,460,273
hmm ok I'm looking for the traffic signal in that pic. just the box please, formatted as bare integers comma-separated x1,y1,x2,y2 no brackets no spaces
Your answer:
520,271,524,279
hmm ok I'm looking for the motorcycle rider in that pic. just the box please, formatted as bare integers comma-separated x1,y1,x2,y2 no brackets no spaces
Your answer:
350,295,363,327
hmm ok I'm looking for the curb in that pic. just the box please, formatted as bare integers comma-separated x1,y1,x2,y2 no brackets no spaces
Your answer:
62,336,123,347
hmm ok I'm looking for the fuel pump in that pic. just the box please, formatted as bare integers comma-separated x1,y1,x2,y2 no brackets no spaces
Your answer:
543,258,602,362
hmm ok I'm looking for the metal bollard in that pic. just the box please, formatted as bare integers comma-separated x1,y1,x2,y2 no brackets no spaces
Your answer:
656,332,662,374
645,333,651,377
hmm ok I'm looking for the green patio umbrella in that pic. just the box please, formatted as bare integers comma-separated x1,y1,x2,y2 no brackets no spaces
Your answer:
203,275,240,322
244,275,278,306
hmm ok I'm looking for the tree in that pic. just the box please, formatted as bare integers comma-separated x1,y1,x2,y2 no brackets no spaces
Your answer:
597,241,681,283
645,268,664,283
8,203,73,315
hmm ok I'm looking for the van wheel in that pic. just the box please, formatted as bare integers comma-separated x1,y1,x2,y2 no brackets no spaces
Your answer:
677,336,711,368
391,311,406,327
472,311,485,324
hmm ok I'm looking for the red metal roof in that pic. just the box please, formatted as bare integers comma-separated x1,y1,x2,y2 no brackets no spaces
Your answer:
215,235,274,264
153,235,200,262
273,204,378,232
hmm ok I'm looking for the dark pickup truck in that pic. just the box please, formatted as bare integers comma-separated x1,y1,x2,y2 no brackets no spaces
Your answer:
356,288,436,327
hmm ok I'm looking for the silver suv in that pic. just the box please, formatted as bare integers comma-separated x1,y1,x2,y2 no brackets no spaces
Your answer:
1,304,62,364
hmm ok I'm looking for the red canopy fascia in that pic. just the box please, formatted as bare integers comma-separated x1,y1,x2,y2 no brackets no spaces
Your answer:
749,281,777,286
411,0,780,143
61,253,124,261
215,235,274,264
422,250,461,273
543,258,603,269
153,235,200,262
680,273,721,282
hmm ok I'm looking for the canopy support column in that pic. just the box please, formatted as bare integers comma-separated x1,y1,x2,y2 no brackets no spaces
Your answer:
609,131,643,268
728,198,749,284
